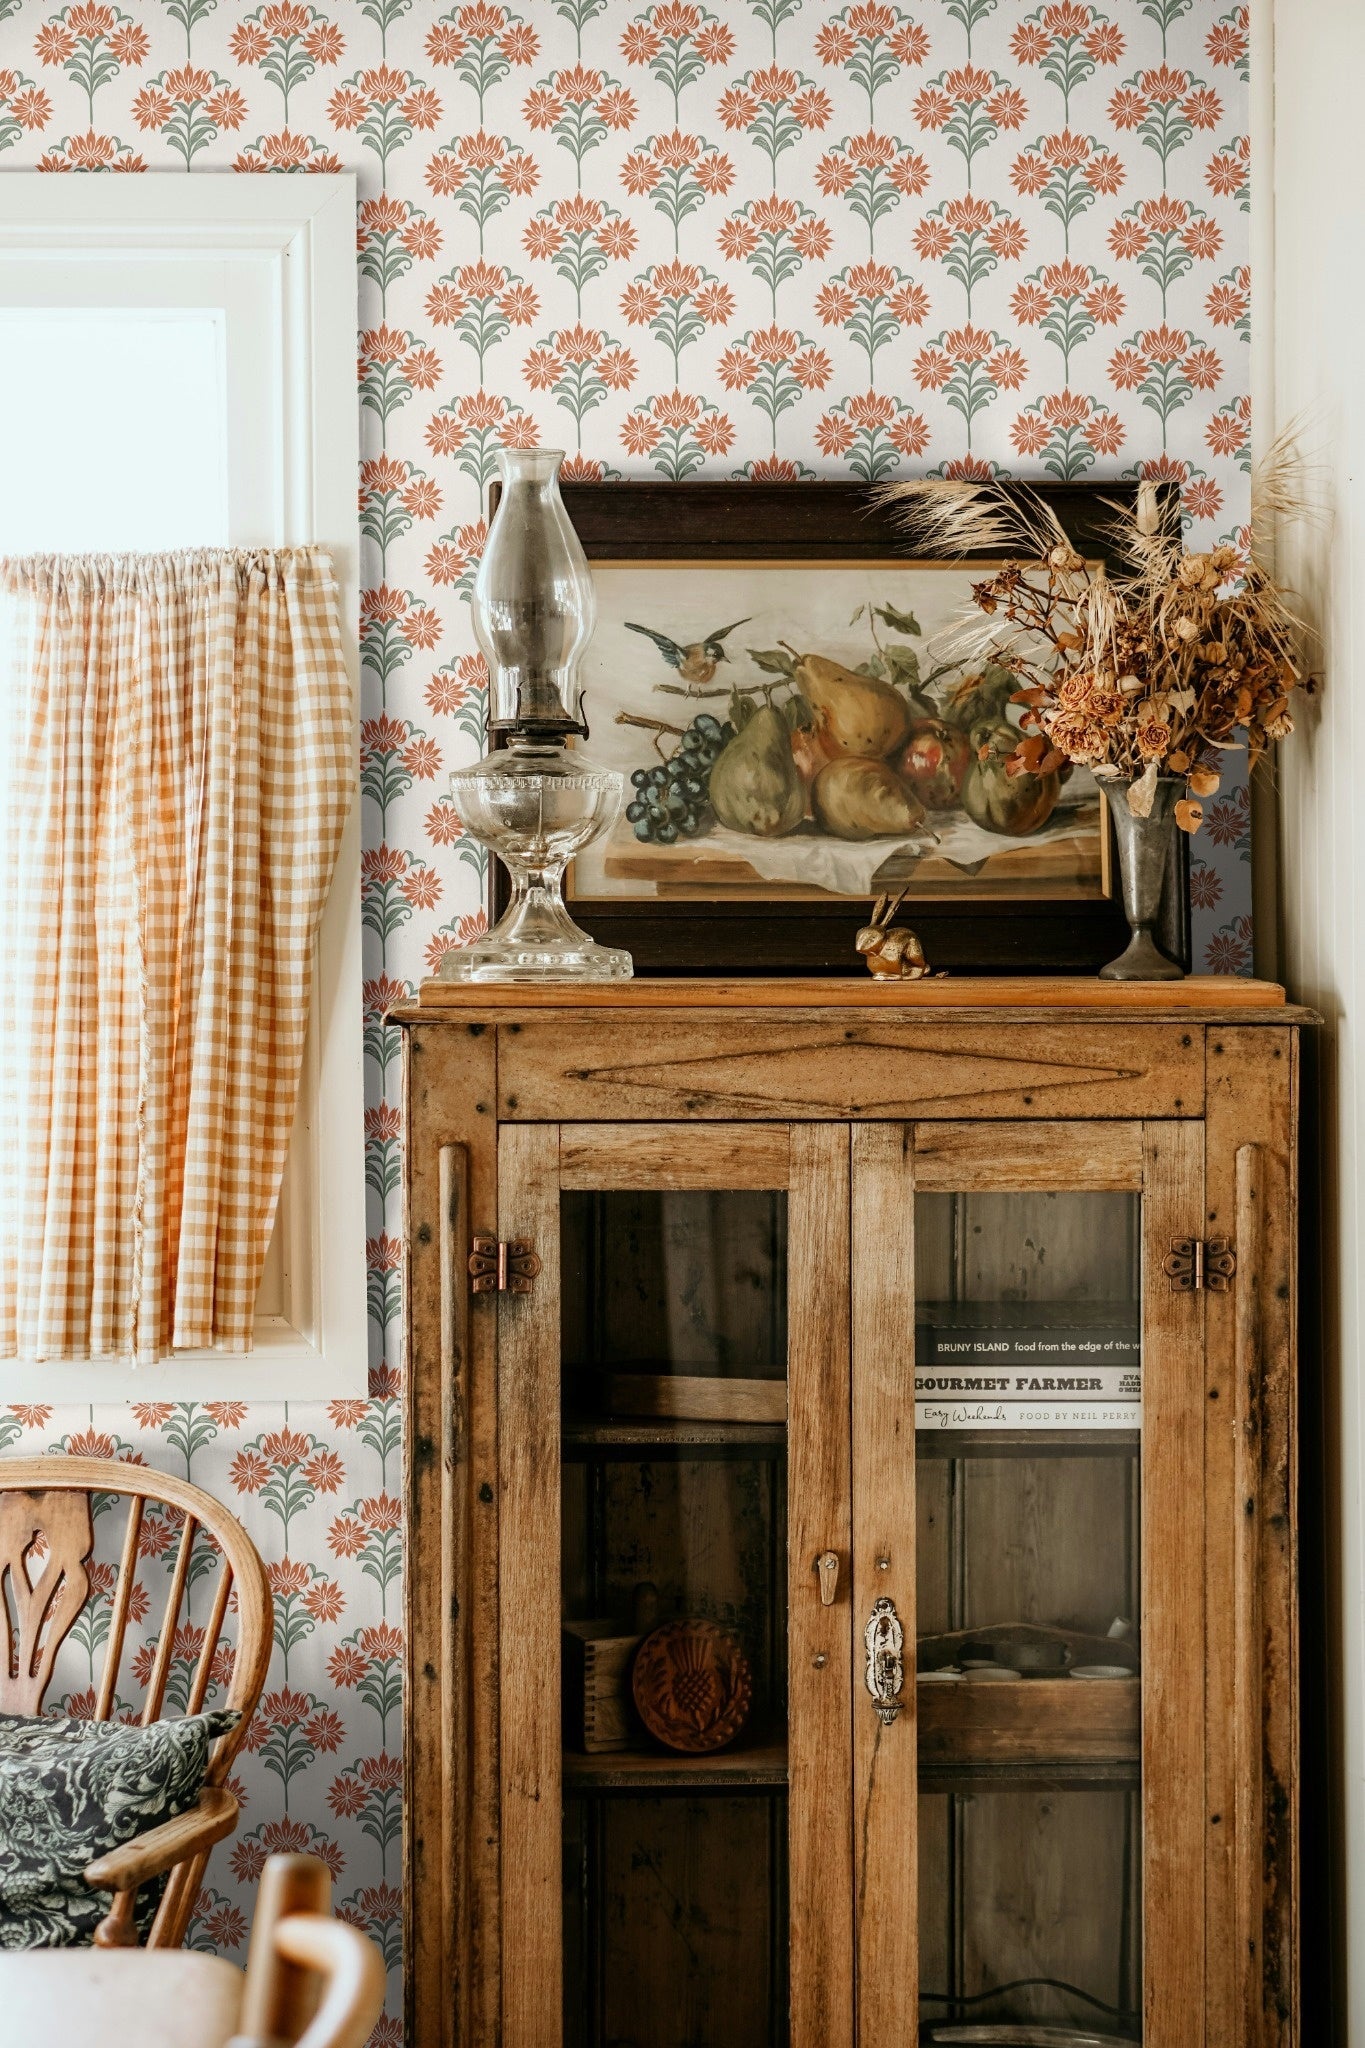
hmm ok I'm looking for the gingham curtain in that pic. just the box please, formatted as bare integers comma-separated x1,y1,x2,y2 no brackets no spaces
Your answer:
0,548,352,1363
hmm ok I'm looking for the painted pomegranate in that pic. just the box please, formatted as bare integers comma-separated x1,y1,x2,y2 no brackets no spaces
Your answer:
961,721,1060,836
895,717,972,811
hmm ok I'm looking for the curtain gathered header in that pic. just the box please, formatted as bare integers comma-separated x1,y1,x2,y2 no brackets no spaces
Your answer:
0,544,353,1364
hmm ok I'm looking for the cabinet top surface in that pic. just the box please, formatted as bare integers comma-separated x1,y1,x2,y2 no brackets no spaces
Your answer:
394,974,1312,1025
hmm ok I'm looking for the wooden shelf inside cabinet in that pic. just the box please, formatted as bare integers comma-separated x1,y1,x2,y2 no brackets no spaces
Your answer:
916,1676,1140,1771
916,1429,1141,1459
562,1416,787,1456
564,1734,789,1792
918,1759,1141,1792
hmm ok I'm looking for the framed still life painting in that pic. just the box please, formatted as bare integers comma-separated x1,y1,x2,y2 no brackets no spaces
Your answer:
490,481,1189,976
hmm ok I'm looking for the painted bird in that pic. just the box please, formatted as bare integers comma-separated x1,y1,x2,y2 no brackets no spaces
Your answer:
623,615,752,692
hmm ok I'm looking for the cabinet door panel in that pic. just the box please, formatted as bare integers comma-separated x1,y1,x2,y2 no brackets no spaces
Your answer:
498,1122,852,2048
850,1120,1206,2048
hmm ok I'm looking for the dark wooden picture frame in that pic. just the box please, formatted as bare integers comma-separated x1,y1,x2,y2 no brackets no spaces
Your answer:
489,480,1189,978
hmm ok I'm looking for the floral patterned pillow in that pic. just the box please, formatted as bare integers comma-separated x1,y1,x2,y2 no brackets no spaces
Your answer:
0,1707,239,1948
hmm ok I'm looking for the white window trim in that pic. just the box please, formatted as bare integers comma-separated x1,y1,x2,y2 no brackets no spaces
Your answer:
0,174,366,1400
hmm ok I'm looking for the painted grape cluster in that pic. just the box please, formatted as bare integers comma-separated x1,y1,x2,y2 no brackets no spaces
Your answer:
0,0,1251,2036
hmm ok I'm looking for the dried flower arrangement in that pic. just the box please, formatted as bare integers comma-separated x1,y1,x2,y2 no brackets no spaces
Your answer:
881,443,1312,831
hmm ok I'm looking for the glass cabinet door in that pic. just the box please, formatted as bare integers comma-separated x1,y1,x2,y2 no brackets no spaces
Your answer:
852,1120,1205,2048
495,1122,854,2048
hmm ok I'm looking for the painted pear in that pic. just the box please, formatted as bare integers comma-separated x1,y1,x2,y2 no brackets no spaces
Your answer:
812,756,925,841
791,651,912,760
708,705,805,838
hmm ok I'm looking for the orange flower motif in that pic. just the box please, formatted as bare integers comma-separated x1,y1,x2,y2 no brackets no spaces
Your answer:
1085,413,1125,456
847,392,896,430
360,1621,404,1659
1086,22,1124,63
328,1646,368,1687
360,581,408,622
305,21,343,62
1085,281,1125,324
815,411,856,457
35,25,78,64
1140,323,1188,364
302,1580,345,1624
621,412,662,457
1183,219,1223,261
362,974,410,1017
64,1426,120,1459
133,85,173,128
261,1,311,34
1142,193,1189,234
361,1491,403,1533
230,1448,271,1493
328,1514,367,1559
9,85,51,129
1043,0,1091,35
261,1427,313,1466
1041,389,1090,429
1012,413,1052,457
888,151,930,197
1182,347,1223,390
66,4,116,37
130,1400,174,1427
1140,62,1188,102
229,20,270,62
1108,217,1148,260
945,62,995,100
656,390,706,429
846,128,896,168
751,195,801,236
63,129,120,167
717,345,757,391
359,63,406,102
943,323,994,364
1041,257,1091,297
267,1558,312,1597
1011,22,1050,62
1108,346,1148,390
717,86,758,130
717,215,760,258
816,280,856,324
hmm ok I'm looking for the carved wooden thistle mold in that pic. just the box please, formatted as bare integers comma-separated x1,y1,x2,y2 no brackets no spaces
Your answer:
631,1620,753,1753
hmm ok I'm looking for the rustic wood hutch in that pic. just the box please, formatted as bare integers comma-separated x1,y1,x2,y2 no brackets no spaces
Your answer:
397,978,1304,2048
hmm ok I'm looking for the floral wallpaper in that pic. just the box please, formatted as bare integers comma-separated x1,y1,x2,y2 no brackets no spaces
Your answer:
0,0,1251,2036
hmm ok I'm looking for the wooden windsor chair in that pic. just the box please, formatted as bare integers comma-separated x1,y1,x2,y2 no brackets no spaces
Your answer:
0,1854,387,2048
0,1456,273,1948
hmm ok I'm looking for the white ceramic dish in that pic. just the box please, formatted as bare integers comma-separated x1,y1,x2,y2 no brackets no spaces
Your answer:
1069,1664,1135,1681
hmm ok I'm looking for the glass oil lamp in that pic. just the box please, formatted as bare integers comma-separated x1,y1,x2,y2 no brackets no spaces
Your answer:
440,448,632,982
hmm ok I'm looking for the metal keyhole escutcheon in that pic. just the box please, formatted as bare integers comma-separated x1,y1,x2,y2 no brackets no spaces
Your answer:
864,1594,905,1727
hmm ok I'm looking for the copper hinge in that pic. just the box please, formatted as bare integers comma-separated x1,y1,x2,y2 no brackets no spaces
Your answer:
468,1235,541,1295
1163,1236,1237,1293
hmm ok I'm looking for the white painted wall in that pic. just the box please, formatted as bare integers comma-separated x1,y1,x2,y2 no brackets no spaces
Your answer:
1267,0,1365,2029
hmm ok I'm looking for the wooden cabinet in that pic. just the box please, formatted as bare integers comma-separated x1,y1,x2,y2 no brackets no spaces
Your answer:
397,979,1305,2048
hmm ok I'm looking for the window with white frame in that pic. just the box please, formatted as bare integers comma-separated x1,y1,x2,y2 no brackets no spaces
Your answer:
0,176,365,1398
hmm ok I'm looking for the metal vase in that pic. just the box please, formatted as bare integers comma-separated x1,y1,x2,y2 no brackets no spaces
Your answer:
1099,776,1186,982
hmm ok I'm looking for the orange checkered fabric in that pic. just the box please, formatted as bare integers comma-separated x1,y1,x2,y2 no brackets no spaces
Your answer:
0,549,353,1363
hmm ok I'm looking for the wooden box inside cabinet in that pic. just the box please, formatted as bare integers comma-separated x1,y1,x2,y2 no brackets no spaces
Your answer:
396,977,1308,2048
